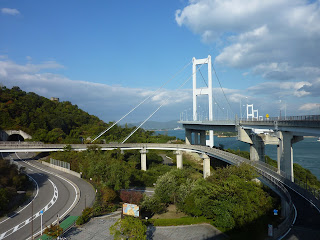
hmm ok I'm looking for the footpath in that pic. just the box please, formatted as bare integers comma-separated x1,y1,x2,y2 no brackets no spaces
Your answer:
64,211,228,240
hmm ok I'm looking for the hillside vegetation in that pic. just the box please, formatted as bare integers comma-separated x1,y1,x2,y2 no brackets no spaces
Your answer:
0,158,31,216
0,86,175,143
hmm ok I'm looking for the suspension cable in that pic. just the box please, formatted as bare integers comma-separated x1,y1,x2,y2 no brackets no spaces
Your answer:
91,60,192,143
198,67,224,112
211,63,235,115
122,63,206,143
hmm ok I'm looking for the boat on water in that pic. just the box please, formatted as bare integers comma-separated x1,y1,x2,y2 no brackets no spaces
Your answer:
317,137,320,142
174,126,183,130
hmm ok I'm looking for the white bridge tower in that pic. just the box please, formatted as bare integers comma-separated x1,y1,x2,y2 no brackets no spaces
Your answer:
192,55,214,147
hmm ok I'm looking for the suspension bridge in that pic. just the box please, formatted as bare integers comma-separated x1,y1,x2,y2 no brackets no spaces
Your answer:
1,55,320,239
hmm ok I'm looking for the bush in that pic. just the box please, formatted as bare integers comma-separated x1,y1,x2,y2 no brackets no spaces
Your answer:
110,216,147,240
120,190,143,205
101,187,117,204
141,195,167,215
76,207,93,225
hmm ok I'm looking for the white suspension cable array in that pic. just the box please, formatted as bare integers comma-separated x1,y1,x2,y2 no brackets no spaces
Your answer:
211,62,235,115
122,63,206,143
91,60,192,143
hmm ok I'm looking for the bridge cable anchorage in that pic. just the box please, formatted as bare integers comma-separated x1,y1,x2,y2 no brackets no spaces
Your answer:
122,63,207,143
91,60,192,143
211,62,235,115
198,67,224,112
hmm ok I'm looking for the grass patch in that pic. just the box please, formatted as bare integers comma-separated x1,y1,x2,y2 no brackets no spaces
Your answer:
150,216,213,226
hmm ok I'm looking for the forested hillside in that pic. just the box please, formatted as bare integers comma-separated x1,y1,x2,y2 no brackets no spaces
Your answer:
0,86,175,143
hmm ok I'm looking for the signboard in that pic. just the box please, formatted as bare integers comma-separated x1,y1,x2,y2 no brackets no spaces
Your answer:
123,203,139,217
266,114,269,118
273,209,278,216
40,210,44,215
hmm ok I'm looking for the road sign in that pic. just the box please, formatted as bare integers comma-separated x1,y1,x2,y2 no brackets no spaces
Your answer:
266,114,269,118
40,210,43,215
273,209,278,215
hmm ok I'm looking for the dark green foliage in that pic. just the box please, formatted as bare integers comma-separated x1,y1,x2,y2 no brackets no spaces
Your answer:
0,85,176,143
293,163,320,189
0,158,31,215
76,207,93,225
227,148,320,190
141,195,167,215
148,165,275,231
226,148,250,159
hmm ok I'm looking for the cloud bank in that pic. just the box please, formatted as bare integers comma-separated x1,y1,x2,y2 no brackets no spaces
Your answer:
176,0,320,82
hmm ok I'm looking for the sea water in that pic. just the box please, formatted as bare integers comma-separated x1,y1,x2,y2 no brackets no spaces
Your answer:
155,130,320,181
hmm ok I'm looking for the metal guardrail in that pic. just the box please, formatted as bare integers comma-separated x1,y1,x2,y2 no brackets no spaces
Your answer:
0,141,44,145
240,114,320,122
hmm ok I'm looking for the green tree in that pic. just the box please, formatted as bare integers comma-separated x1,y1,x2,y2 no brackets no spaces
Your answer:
110,216,147,240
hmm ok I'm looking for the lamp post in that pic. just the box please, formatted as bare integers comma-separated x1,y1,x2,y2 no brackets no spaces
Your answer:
40,210,44,235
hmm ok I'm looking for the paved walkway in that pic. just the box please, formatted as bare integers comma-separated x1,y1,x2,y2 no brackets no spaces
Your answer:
64,212,228,240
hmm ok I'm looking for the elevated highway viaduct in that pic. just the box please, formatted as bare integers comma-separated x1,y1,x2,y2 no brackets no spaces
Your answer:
1,142,320,239
179,115,320,182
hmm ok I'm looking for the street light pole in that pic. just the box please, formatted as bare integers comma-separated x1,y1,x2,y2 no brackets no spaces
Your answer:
40,210,44,235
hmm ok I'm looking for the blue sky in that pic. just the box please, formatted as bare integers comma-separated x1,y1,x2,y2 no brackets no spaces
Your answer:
1,0,320,123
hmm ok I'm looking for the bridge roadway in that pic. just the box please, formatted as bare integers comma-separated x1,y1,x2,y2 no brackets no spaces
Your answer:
179,115,320,136
1,142,320,239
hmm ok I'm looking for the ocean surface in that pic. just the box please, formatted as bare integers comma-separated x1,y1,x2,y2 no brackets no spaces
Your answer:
155,129,320,181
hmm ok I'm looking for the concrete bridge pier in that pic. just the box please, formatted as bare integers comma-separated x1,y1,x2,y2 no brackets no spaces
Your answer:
194,132,199,145
185,129,192,145
184,128,208,147
238,127,279,162
201,153,210,178
175,150,183,169
200,130,206,146
208,130,214,148
140,148,148,171
277,131,303,181
250,134,265,162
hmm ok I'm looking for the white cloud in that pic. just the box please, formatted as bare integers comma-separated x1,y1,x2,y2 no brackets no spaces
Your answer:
0,59,192,122
1,8,20,15
176,0,320,81
248,80,312,98
298,103,320,111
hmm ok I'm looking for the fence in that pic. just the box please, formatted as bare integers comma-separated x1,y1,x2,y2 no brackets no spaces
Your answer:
36,216,79,240
50,158,70,170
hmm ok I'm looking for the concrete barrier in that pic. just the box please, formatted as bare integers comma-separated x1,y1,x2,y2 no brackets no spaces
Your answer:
41,161,81,178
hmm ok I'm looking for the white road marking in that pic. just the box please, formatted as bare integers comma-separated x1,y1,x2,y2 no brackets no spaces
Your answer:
15,153,80,240
0,172,58,240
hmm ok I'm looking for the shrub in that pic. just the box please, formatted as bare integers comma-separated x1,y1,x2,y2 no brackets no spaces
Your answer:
120,190,143,205
101,187,117,204
110,216,147,240
76,207,93,225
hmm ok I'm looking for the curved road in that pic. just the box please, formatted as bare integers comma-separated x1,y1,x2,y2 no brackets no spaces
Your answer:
283,188,320,240
0,153,95,240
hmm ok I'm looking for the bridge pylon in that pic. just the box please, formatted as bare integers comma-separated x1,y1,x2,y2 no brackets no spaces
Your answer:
192,55,214,147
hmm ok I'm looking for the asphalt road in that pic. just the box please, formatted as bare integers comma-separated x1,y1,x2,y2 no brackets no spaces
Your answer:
283,188,320,240
0,153,95,240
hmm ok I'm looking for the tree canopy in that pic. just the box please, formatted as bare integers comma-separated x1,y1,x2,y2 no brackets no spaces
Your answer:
0,86,176,143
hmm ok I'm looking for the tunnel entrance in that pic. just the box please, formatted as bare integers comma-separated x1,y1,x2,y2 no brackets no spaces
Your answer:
7,134,25,141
